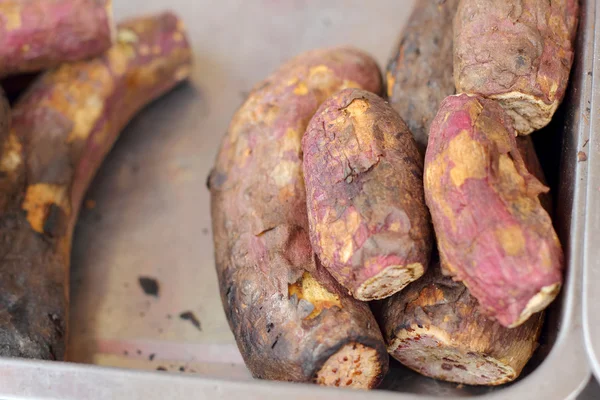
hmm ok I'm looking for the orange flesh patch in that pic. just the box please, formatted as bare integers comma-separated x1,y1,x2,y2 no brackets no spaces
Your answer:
1,2,22,31
494,225,525,256
288,272,341,319
22,183,70,234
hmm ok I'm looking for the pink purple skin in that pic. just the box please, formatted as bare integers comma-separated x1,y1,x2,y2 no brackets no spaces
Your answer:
0,12,191,360
303,88,431,299
424,94,563,327
209,48,389,385
0,0,114,77
454,0,579,133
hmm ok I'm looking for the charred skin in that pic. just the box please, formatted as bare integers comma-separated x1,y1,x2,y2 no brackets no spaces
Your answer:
303,88,431,301
377,265,543,386
454,0,579,134
0,0,115,77
424,94,563,328
385,0,459,153
0,12,192,360
209,48,388,388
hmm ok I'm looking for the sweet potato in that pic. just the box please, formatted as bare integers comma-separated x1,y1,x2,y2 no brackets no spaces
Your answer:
424,94,563,328
209,48,389,388
303,88,431,301
377,264,543,385
0,12,191,360
454,0,579,134
386,0,459,152
0,0,115,78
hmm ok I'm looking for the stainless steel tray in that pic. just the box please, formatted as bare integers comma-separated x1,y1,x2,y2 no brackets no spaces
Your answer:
583,0,600,384
0,0,594,398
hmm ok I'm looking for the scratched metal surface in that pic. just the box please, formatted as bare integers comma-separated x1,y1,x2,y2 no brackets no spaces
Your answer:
0,0,594,398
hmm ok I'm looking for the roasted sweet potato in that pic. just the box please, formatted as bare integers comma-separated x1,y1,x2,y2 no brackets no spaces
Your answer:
0,12,191,359
424,94,563,328
303,88,431,301
209,48,389,388
377,264,543,385
454,0,579,134
0,0,115,78
386,0,459,152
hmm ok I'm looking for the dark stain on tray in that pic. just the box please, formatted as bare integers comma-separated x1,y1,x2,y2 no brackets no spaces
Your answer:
179,311,202,331
157,366,167,371
138,276,160,297
149,353,156,361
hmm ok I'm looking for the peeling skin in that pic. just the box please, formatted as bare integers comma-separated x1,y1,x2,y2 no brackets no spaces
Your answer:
377,265,543,385
0,0,116,77
454,0,579,134
288,272,341,320
0,12,192,361
386,0,459,153
210,48,388,388
424,94,563,327
303,89,432,301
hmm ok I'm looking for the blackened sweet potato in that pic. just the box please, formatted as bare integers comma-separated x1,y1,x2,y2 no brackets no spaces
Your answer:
424,94,563,328
454,0,579,134
386,0,459,152
0,0,115,78
209,48,389,388
0,12,191,360
303,88,431,301
377,264,543,385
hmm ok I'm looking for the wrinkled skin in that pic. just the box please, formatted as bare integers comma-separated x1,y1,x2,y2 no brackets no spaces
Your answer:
0,12,192,360
303,88,432,301
376,264,543,386
0,0,115,77
386,0,459,153
454,0,579,134
424,94,563,328
209,48,389,388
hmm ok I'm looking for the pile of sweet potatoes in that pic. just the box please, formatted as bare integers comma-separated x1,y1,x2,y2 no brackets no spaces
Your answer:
0,2,192,359
0,0,579,392
210,0,578,389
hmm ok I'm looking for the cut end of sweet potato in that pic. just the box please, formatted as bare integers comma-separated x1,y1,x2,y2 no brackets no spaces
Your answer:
315,342,382,389
490,92,559,135
355,262,424,301
510,283,560,328
390,328,516,386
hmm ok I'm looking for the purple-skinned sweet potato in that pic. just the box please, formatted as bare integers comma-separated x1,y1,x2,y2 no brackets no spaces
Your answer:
386,0,459,152
303,88,432,301
376,264,543,385
454,0,579,134
0,12,191,360
209,48,389,389
424,94,563,328
0,0,116,78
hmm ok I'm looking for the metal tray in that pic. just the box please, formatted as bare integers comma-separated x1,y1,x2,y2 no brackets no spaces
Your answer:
0,0,594,398
583,0,600,385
